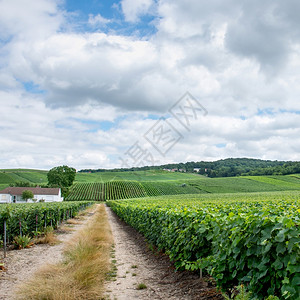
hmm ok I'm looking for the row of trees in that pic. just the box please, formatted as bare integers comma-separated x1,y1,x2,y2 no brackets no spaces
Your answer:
79,158,300,178
195,160,300,177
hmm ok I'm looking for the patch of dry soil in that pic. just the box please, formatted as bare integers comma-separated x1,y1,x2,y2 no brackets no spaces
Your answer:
105,206,224,300
0,210,95,300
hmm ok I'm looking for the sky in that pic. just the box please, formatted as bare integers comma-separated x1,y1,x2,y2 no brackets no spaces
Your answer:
1,0,300,170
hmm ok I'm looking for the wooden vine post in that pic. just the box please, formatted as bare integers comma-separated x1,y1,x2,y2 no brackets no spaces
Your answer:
2,205,12,259
3,220,6,258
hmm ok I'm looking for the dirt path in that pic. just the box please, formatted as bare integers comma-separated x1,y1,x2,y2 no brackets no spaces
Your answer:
0,205,224,300
0,208,96,300
104,206,223,300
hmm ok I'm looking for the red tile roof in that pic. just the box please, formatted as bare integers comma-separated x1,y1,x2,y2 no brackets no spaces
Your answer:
0,187,60,196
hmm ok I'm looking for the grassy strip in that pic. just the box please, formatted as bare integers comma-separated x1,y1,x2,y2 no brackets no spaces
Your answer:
16,204,113,300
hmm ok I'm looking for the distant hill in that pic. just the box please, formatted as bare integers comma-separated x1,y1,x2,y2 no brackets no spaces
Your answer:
79,158,300,178
0,169,48,190
2,166,300,201
2,158,300,186
66,174,300,201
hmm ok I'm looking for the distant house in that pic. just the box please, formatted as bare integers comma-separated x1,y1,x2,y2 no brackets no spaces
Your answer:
0,187,63,204
193,168,200,172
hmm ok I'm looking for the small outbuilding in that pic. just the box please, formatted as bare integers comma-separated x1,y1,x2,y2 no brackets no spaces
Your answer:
0,187,63,203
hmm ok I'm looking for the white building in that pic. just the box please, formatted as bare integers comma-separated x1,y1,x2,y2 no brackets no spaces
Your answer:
0,187,63,203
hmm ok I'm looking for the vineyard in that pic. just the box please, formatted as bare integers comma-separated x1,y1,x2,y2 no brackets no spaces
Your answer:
1,168,300,198
107,191,300,299
1,168,300,298
0,169,48,186
74,170,200,182
188,176,300,193
0,201,94,242
65,181,202,201
65,173,300,201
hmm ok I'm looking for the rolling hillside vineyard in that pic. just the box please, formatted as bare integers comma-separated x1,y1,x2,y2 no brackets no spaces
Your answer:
65,174,300,201
0,166,300,299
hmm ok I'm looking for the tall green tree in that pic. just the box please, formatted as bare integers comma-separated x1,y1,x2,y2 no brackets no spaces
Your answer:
47,165,76,187
22,190,34,201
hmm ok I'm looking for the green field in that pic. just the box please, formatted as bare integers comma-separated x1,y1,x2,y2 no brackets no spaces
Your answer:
0,169,201,187
188,176,300,193
107,191,300,299
1,168,300,298
65,180,202,201
1,169,300,201
66,173,300,201
0,169,48,188
74,170,202,182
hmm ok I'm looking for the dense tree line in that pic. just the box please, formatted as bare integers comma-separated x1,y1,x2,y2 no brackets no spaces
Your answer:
188,158,300,177
79,158,300,178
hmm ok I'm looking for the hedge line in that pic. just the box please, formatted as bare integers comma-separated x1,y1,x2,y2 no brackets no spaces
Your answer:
108,197,300,299
0,201,94,242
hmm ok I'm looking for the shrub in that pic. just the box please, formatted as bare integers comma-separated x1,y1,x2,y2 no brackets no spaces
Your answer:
13,235,33,249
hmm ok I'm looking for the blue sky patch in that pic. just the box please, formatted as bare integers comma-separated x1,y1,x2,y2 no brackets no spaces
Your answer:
22,81,46,94
257,108,276,116
216,143,226,148
63,0,157,37
279,109,300,115
77,119,115,132
146,114,161,120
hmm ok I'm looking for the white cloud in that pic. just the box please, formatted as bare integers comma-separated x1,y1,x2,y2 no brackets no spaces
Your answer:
0,0,63,40
121,0,154,22
0,90,121,170
7,31,166,111
1,0,300,169
88,14,111,26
